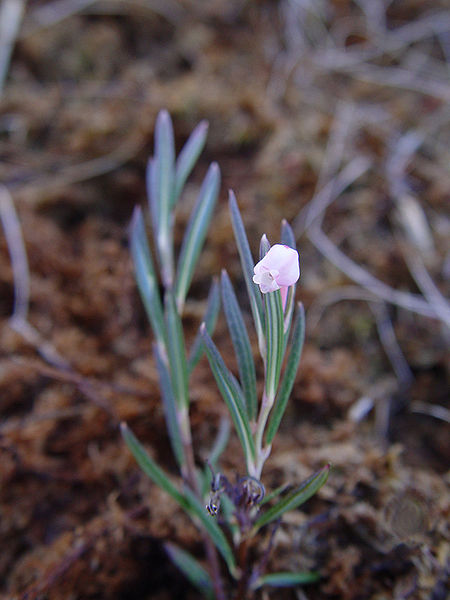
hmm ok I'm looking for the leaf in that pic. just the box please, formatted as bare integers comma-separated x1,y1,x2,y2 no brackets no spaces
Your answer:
259,233,271,260
121,422,186,506
260,482,290,505
200,324,256,467
154,110,175,285
264,289,284,402
146,157,159,238
208,417,231,469
252,464,330,532
182,486,237,577
164,543,214,600
188,277,221,375
165,291,189,410
122,423,236,577
228,191,264,351
174,120,209,206
280,219,297,250
155,109,175,218
175,163,220,310
252,571,320,590
221,270,257,421
153,343,185,469
129,206,166,349
265,303,306,446
282,285,295,338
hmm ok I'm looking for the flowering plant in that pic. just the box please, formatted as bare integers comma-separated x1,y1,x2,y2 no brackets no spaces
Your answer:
121,111,329,599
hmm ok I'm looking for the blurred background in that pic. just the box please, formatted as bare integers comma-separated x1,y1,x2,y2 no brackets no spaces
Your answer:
0,1,449,599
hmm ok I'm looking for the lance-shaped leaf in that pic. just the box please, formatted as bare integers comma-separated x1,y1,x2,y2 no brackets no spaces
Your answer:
155,109,175,218
146,157,159,239
221,270,257,420
182,486,237,577
154,110,175,285
282,285,295,338
121,423,236,576
252,464,330,533
280,219,297,250
165,291,189,410
200,324,255,467
164,543,214,600
228,191,264,349
173,120,209,206
264,289,284,402
154,343,184,469
121,422,186,506
208,417,230,469
259,233,271,260
129,207,166,349
260,482,290,505
252,571,319,590
188,278,221,375
265,303,305,446
175,163,220,310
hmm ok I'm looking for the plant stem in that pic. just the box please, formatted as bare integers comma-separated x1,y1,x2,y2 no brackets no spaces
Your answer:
252,391,274,479
181,417,226,600
234,538,250,600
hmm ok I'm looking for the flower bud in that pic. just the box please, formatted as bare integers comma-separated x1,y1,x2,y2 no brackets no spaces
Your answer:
252,244,300,294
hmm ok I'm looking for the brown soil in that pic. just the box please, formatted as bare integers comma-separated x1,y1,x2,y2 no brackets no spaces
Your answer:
0,1,448,599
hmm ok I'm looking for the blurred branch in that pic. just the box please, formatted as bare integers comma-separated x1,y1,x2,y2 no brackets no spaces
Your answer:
0,0,26,95
21,0,183,36
0,184,70,368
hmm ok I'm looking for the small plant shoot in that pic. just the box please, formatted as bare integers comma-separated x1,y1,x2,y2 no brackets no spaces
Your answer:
122,111,329,600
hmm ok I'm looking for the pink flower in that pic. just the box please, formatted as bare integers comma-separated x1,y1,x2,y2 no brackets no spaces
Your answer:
253,244,300,294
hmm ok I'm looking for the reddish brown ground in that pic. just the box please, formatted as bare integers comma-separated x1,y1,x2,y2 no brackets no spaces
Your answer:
0,1,448,599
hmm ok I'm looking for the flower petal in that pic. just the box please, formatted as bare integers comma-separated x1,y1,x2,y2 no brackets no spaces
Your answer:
253,244,299,293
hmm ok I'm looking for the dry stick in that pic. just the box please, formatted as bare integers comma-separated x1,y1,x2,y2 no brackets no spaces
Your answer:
386,125,450,327
308,225,439,320
0,184,71,369
0,0,26,95
306,285,382,333
410,402,450,424
369,301,413,387
294,156,371,237
9,132,145,201
402,247,450,327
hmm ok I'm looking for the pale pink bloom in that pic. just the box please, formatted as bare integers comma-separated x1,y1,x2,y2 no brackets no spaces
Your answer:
253,244,300,298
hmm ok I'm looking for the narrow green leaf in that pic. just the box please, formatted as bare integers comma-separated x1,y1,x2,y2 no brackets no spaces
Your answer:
280,219,297,250
154,110,175,286
228,191,264,349
208,417,230,468
154,343,185,469
260,482,290,505
187,278,221,375
122,423,236,577
182,486,237,577
155,109,175,216
252,464,330,532
175,163,220,310
200,324,256,466
129,207,166,349
146,157,159,238
121,422,186,506
264,289,284,401
164,543,214,600
252,571,320,590
221,270,257,421
165,290,189,410
265,303,305,446
174,120,209,206
259,234,271,260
